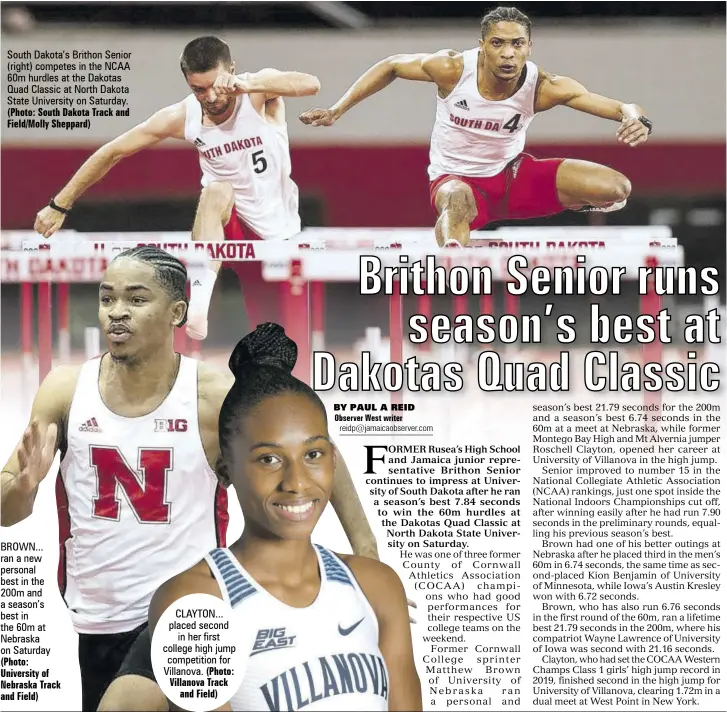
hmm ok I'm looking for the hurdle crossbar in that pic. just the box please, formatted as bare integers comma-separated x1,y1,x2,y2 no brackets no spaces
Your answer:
2,231,682,407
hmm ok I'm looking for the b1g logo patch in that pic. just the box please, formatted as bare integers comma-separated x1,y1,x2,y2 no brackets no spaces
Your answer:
251,627,297,656
154,419,188,433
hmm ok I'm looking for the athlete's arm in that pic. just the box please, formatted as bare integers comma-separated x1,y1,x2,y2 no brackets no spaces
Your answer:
345,557,422,711
197,363,234,473
329,446,379,560
535,70,650,147
34,102,187,237
238,68,321,101
299,50,461,127
149,563,232,712
1,366,78,526
211,69,320,106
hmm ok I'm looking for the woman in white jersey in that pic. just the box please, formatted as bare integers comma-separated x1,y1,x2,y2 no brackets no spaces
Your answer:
148,323,422,711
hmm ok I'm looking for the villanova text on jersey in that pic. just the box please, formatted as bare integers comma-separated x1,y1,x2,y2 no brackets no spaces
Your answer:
205,545,390,711
260,652,389,711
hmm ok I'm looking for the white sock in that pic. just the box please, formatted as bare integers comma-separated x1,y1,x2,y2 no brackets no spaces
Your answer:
186,267,218,340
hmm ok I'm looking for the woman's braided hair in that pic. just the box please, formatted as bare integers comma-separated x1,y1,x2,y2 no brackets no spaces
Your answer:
217,323,327,483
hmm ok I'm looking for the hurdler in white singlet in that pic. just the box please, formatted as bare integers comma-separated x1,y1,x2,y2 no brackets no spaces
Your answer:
205,545,389,711
58,356,227,634
184,89,301,240
428,49,539,180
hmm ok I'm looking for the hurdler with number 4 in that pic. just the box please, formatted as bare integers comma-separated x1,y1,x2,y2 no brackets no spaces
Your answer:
0,247,379,712
35,35,319,341
300,5,652,247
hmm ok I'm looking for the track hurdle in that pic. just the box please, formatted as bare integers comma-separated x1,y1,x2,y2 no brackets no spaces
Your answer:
2,228,681,407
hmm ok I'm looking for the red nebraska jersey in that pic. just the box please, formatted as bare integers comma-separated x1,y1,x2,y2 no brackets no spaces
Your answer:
56,355,228,634
428,50,539,180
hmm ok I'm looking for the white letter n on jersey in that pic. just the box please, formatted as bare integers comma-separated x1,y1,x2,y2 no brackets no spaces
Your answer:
90,446,172,523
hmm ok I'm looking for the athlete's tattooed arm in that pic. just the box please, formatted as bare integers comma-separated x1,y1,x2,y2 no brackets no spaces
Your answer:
534,69,650,147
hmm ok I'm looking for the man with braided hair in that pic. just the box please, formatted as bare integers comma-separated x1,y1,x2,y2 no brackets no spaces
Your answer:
300,5,652,246
0,247,378,712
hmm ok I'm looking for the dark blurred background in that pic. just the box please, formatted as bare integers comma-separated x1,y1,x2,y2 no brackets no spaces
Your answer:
5,2,726,27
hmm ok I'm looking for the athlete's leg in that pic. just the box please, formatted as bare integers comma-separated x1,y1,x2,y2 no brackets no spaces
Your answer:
191,180,236,261
232,225,280,328
77,624,148,712
78,633,117,712
433,180,479,247
187,181,236,340
97,625,166,711
97,676,167,712
556,159,631,211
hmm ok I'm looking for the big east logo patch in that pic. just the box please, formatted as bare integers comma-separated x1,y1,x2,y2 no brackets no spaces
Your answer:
251,627,297,656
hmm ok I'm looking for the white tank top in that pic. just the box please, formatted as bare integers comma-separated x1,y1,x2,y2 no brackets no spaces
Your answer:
183,90,301,240
58,355,228,634
205,545,389,711
428,50,539,180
